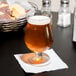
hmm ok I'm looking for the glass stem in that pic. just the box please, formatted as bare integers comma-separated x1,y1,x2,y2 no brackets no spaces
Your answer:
36,52,43,58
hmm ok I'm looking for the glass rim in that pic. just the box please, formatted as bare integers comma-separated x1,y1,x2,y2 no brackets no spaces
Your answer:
27,15,51,25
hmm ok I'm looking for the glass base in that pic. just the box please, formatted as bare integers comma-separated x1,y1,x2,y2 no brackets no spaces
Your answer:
29,53,49,65
21,53,50,66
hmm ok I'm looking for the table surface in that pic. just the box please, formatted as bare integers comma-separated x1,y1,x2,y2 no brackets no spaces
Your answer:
0,12,76,76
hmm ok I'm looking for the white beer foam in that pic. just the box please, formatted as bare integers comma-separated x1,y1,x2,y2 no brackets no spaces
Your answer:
28,15,50,25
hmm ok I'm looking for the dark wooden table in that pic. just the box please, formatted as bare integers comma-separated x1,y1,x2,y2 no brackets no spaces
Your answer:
0,12,76,76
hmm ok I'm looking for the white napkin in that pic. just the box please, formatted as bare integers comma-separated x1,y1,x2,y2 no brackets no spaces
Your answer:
7,0,32,9
14,49,68,73
6,0,35,16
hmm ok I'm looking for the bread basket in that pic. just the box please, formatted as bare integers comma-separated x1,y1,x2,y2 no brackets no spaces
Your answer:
0,17,26,32
0,1,38,32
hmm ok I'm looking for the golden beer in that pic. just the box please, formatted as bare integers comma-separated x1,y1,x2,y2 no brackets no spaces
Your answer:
24,16,53,52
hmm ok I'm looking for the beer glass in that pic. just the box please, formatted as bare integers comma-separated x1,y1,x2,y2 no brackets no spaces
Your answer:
22,15,53,65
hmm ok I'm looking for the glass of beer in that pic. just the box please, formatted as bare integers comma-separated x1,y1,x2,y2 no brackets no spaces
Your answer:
23,15,53,65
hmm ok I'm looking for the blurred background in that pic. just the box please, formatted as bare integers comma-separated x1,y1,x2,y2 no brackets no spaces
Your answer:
28,0,75,13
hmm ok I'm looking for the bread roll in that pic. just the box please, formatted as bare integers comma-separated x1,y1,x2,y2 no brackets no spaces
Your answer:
0,2,12,15
10,3,26,18
0,2,26,21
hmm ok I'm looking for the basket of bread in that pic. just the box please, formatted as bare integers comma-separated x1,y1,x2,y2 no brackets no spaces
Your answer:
0,0,35,32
